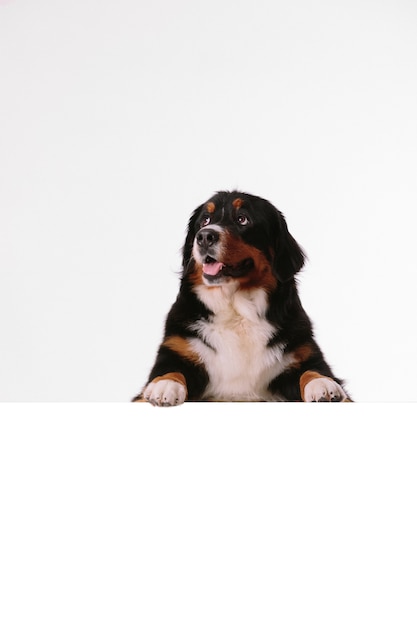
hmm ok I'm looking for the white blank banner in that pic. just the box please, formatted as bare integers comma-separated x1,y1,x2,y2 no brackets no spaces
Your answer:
1,403,416,625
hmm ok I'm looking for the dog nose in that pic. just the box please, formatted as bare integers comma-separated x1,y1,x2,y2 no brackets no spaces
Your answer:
196,228,219,250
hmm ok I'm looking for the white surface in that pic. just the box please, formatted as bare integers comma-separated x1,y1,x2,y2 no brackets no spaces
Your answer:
1,0,417,401
1,403,417,625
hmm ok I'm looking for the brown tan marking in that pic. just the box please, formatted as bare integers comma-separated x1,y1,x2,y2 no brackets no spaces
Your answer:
152,372,187,391
224,233,277,292
206,202,216,213
292,344,313,366
189,262,204,286
162,335,202,365
300,371,326,399
232,198,243,210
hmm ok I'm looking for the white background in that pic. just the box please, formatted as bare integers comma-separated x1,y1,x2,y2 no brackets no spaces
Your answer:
1,0,417,401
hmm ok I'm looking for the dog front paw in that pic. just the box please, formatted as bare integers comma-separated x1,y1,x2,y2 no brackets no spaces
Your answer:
143,374,187,407
300,371,347,402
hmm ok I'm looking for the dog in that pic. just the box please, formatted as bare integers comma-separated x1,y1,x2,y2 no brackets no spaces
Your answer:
133,191,351,405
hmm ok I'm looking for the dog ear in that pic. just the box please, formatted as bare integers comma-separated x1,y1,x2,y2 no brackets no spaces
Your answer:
182,205,203,273
273,213,306,282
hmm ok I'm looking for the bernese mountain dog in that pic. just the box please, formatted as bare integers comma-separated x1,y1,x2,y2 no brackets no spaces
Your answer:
133,191,351,405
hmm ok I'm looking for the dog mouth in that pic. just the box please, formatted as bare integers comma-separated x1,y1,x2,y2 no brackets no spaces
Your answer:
202,255,254,280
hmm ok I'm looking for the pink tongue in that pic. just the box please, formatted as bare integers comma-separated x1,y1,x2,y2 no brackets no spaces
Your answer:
203,261,224,276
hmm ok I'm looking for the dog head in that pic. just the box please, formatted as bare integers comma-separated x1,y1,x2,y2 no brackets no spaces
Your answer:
183,191,305,289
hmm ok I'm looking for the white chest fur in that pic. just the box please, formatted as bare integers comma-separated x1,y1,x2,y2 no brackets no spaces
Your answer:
190,284,294,401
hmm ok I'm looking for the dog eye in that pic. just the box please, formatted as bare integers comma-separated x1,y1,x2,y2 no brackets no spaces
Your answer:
201,216,211,227
237,214,249,226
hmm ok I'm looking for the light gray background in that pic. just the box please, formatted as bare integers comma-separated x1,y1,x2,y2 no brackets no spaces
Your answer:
1,0,416,401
